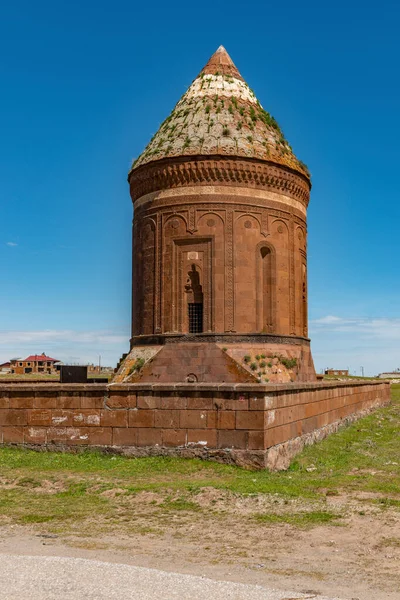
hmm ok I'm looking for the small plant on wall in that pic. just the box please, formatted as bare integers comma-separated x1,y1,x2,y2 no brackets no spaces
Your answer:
129,357,145,375
280,357,297,369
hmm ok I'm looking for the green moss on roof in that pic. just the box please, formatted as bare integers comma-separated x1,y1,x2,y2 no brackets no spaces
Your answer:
130,46,309,179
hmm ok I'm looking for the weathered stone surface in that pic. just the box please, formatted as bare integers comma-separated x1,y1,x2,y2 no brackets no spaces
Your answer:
118,47,315,386
131,46,308,177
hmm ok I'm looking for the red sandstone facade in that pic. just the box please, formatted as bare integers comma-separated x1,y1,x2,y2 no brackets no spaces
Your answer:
115,46,315,385
0,381,390,469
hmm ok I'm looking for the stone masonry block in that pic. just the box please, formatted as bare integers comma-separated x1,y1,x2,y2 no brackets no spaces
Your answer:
106,393,136,409
206,410,217,429
136,428,162,446
46,427,68,444
2,426,24,443
137,394,159,409
81,394,104,409
33,394,58,409
112,427,138,446
188,394,214,410
248,430,265,450
154,410,180,429
0,409,28,427
86,427,112,445
179,410,207,429
236,411,265,430
214,396,249,411
129,409,155,428
64,427,90,445
187,429,217,447
64,427,111,446
100,409,128,428
265,424,291,448
249,396,269,410
27,409,52,427
161,429,186,447
72,410,101,427
24,427,47,444
58,394,81,409
218,430,247,449
0,394,9,409
217,411,236,429
51,410,74,427
159,394,187,410
10,393,34,409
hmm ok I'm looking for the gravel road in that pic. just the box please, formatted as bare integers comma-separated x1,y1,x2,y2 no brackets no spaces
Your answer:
0,554,343,599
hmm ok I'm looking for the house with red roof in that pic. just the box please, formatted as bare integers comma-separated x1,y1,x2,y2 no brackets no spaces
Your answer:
10,353,59,375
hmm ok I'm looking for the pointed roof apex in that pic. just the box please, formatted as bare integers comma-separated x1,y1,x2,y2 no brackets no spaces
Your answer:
130,47,310,180
200,45,243,81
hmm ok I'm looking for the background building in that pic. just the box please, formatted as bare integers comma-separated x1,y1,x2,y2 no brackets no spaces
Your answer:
325,369,349,377
377,372,400,379
10,353,59,375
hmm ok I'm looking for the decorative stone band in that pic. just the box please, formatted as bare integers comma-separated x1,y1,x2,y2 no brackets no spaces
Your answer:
130,332,311,347
129,156,311,206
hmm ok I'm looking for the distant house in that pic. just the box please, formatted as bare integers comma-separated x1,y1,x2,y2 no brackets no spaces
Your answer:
377,372,400,379
325,369,349,377
0,362,11,373
10,353,59,375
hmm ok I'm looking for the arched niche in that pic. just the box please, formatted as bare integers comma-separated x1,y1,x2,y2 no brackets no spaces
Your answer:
256,242,276,333
232,214,262,331
302,262,307,337
184,263,204,334
138,219,156,335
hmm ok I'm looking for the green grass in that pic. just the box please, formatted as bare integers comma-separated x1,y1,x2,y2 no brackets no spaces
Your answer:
254,510,340,527
0,486,109,525
162,498,200,512
0,386,398,532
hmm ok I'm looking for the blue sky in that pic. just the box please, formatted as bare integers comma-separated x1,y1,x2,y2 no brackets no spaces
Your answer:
1,0,399,374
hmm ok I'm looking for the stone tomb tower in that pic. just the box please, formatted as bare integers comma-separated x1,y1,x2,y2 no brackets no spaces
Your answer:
116,47,316,384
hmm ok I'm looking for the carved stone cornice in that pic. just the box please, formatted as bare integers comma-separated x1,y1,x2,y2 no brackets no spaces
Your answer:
129,156,311,206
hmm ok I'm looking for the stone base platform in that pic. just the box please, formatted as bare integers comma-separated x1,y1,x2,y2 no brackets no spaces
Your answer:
114,335,316,384
0,380,390,470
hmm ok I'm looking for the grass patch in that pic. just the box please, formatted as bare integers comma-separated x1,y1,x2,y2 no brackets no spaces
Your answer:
254,510,340,527
20,514,57,524
374,497,400,508
17,477,41,488
0,386,398,533
378,536,400,548
162,498,200,512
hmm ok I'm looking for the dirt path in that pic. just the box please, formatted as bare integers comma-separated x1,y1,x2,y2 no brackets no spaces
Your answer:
1,490,399,600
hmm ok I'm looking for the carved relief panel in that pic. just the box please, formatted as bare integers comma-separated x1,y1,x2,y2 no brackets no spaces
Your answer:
270,218,290,335
233,214,262,333
172,238,213,333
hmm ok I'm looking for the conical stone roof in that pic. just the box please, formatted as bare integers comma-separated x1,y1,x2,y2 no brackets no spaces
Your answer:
130,46,309,179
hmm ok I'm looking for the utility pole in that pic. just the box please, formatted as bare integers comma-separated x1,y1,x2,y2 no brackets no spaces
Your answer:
98,355,101,373
361,366,364,377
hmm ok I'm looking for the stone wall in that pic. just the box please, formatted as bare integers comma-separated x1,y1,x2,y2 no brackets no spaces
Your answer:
0,380,390,469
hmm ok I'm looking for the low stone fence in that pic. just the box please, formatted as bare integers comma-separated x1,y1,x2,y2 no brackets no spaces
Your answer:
0,380,390,469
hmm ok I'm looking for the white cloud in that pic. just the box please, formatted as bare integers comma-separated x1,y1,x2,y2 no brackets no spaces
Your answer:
0,330,128,345
310,316,400,340
6,242,18,247
310,315,400,375
0,329,129,367
312,315,343,324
